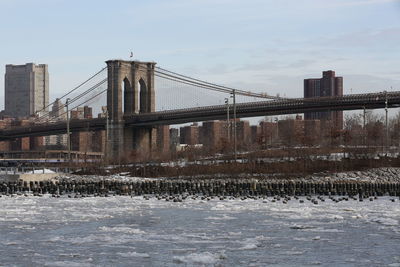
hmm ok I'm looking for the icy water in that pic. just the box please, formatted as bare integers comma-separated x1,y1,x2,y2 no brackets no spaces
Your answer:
0,196,399,267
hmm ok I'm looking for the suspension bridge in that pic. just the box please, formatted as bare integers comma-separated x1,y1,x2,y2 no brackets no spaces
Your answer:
0,59,399,158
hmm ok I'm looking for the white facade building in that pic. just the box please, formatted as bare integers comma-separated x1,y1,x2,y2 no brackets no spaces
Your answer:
5,63,49,118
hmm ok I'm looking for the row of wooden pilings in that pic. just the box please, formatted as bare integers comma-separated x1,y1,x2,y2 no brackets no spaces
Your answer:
0,180,400,198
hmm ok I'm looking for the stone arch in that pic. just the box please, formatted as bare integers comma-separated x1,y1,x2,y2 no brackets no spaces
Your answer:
138,78,147,113
122,77,133,115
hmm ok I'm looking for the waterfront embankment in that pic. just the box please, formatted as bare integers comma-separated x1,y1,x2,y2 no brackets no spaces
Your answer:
1,167,400,199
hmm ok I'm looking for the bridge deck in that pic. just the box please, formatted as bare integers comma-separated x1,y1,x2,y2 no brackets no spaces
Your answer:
0,91,399,140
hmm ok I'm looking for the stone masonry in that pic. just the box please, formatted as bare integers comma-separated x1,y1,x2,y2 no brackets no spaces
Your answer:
106,60,156,159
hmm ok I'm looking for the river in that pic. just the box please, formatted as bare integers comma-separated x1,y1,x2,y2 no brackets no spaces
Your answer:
0,195,399,266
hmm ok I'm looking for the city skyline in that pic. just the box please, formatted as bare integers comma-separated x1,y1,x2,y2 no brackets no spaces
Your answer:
1,2,400,266
0,0,399,111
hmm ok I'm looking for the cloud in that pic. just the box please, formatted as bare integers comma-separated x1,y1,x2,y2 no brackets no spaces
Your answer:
234,61,281,72
286,59,316,69
302,0,399,9
331,0,398,7
343,74,400,94
320,27,400,47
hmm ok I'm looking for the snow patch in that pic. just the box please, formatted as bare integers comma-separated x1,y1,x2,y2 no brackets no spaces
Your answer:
173,252,224,265
32,169,55,174
117,252,150,258
98,226,146,234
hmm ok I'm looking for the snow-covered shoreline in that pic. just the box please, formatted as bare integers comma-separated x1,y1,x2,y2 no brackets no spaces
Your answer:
55,167,400,183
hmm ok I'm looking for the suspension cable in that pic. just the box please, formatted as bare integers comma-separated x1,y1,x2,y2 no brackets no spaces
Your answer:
155,66,281,99
35,67,107,116
37,78,107,122
49,88,108,121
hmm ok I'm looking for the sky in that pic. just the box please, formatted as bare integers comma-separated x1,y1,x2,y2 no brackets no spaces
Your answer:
0,0,399,116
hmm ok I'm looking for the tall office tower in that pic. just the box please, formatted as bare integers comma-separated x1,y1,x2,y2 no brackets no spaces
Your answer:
4,63,49,118
304,70,343,129
46,99,67,148
50,98,66,120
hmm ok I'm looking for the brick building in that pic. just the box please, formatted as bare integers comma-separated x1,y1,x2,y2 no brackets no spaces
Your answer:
278,115,305,146
83,106,93,119
169,128,179,150
235,120,251,148
200,121,227,149
304,70,343,129
250,125,261,145
0,120,11,151
71,132,93,152
180,123,199,145
10,120,31,151
68,105,96,152
92,131,106,152
303,119,321,145
259,121,278,146
70,107,84,119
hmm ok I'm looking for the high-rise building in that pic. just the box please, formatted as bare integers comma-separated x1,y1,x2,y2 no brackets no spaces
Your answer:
259,121,278,145
278,115,305,146
83,106,93,119
45,99,67,148
50,98,66,120
200,121,226,149
71,107,85,119
304,70,343,129
250,125,261,145
180,123,199,145
5,63,49,118
169,128,179,150
236,120,251,147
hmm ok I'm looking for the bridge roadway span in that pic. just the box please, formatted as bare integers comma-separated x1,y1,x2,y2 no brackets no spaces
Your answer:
1,91,400,140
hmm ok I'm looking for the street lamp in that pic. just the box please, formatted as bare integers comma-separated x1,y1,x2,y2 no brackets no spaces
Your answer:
275,117,279,147
385,91,388,154
231,90,237,161
105,109,109,160
225,98,230,142
363,106,366,147
66,98,71,167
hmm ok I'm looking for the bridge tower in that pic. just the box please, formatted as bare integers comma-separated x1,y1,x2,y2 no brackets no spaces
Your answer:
106,60,156,159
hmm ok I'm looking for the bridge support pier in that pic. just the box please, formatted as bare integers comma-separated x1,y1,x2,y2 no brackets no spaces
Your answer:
106,60,156,160
128,127,156,154
108,121,125,160
108,124,156,160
